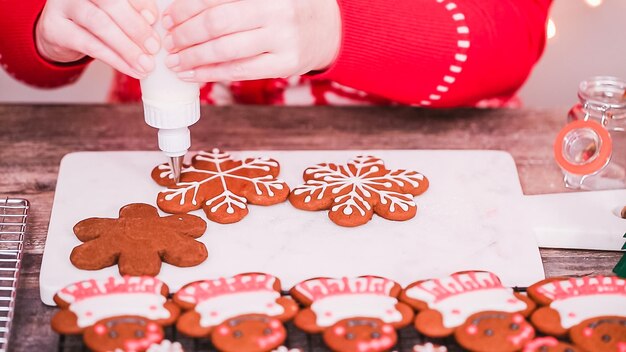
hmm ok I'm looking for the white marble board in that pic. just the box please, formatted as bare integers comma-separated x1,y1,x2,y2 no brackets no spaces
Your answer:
40,150,545,305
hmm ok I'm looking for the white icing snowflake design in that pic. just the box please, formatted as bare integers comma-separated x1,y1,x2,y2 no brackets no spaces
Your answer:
152,149,290,223
289,155,429,226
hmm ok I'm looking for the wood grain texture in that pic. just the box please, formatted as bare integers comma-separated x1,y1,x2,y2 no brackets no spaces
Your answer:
0,104,623,351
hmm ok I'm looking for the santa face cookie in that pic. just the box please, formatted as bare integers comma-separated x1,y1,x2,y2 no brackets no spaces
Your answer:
454,312,535,352
51,276,179,336
289,155,429,227
83,316,164,352
173,273,298,352
522,337,581,352
152,149,289,224
323,318,397,352
527,276,626,337
569,316,626,352
291,276,413,352
400,271,535,338
71,203,207,276
211,314,287,352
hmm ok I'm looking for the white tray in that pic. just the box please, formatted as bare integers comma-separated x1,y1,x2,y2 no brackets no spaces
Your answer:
40,150,545,305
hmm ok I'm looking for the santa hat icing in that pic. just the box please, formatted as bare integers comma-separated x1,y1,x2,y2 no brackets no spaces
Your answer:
175,273,284,327
293,277,403,327
534,276,626,329
56,276,170,328
404,271,527,329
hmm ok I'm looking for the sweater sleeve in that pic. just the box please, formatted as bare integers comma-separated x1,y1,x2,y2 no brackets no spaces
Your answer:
0,0,90,89
315,0,552,107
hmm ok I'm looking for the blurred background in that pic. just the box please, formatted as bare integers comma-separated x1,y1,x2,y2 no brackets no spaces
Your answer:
1,0,625,107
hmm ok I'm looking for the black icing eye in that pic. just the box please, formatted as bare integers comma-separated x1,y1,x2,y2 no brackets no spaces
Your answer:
229,320,238,327
538,347,549,352
108,331,118,339
371,332,381,339
345,333,355,340
347,321,356,327
509,323,520,331
602,334,611,343
483,329,494,337
565,349,575,352
233,330,243,339
263,328,272,335
134,330,144,338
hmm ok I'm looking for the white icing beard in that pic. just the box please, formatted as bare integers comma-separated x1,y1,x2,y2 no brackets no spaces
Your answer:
194,291,284,327
550,294,626,329
70,293,169,328
406,288,526,328
311,294,402,327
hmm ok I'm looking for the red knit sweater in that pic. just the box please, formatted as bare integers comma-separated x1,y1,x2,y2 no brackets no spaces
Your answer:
0,0,551,107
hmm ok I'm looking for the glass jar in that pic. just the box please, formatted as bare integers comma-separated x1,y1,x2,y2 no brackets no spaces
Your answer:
554,76,626,190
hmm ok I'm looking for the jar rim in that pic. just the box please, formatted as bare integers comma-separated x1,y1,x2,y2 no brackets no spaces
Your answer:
578,76,626,109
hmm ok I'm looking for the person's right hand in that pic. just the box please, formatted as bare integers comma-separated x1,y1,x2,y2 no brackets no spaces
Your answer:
35,0,160,79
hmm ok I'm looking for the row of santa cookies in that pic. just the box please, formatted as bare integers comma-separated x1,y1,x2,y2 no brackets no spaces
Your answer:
50,271,625,352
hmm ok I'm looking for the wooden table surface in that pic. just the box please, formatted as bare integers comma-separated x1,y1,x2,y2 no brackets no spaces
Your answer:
0,104,623,351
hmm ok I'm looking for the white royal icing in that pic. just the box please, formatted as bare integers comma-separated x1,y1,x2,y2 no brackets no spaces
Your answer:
311,294,402,327
405,272,526,329
146,340,184,352
413,343,448,352
292,156,424,217
159,149,285,212
550,294,626,329
70,293,169,328
195,291,284,327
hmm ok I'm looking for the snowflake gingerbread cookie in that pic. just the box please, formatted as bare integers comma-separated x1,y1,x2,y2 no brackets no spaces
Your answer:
70,203,207,276
50,276,179,351
289,155,429,227
399,271,535,338
173,273,298,352
290,276,414,352
152,149,289,224
527,275,626,337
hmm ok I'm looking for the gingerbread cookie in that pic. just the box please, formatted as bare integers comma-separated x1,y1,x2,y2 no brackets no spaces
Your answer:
51,276,179,336
569,316,626,352
173,273,298,352
454,311,535,352
289,155,429,227
522,337,581,352
291,276,414,352
152,149,289,224
527,276,626,337
84,316,164,352
400,271,535,338
70,203,207,276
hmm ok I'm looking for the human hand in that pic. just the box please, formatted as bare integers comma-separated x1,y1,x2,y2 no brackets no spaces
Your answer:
162,0,341,82
35,0,161,79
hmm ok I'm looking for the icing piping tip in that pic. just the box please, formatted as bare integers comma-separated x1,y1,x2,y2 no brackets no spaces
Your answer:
169,155,184,184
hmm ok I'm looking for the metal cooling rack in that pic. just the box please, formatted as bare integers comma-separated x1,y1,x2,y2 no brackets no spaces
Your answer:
0,198,28,352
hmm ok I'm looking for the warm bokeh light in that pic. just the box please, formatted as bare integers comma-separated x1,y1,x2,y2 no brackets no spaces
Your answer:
585,0,603,7
547,18,556,39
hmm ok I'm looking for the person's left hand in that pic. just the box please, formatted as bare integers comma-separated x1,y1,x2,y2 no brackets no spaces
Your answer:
161,0,341,82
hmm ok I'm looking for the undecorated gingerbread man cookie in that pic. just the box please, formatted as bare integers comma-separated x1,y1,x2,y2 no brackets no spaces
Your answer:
173,273,298,352
399,271,535,338
527,276,626,337
289,155,429,227
290,276,414,352
70,203,207,276
51,276,179,351
152,149,289,224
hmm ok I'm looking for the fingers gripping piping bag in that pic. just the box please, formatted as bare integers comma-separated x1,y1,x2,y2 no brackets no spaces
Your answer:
140,0,201,182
